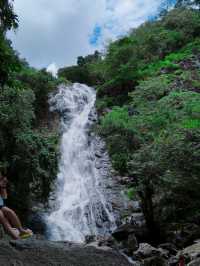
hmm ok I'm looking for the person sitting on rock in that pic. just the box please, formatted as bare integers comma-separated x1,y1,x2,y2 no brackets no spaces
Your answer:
0,172,33,239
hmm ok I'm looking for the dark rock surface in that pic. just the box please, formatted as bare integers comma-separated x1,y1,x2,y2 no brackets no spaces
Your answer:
92,135,126,225
133,243,168,266
0,238,133,266
188,258,200,266
165,223,200,248
112,222,148,243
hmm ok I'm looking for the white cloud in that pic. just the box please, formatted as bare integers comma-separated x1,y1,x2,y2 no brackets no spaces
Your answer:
98,0,165,45
9,0,165,68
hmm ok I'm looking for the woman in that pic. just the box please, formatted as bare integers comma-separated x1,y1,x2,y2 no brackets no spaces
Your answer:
0,172,33,239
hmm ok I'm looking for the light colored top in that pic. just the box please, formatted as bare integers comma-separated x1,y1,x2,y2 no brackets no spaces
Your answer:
0,196,4,207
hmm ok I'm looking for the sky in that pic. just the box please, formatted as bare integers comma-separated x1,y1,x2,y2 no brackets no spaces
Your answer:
8,0,172,70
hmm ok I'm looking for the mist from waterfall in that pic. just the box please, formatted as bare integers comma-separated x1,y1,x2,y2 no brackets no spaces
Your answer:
46,83,116,242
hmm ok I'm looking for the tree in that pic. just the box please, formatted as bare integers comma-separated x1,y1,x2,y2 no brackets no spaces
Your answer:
176,0,200,8
0,0,18,32
0,35,21,86
0,0,19,86
77,56,85,66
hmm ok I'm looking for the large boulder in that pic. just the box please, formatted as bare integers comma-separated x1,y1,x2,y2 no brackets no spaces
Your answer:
127,234,139,253
112,222,148,242
0,238,134,266
166,223,200,248
134,243,163,259
158,243,178,256
133,243,168,266
142,256,167,266
112,223,136,241
188,258,200,266
179,242,200,262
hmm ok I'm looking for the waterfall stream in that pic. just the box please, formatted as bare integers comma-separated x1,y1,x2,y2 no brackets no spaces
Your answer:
46,83,116,242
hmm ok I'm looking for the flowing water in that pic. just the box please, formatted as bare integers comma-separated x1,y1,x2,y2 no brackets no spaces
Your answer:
46,83,116,242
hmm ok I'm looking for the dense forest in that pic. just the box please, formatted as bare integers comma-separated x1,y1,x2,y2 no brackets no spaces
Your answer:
0,0,67,220
59,1,200,241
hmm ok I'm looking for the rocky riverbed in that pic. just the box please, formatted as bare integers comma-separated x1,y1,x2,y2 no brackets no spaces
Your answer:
2,236,200,266
2,221,200,266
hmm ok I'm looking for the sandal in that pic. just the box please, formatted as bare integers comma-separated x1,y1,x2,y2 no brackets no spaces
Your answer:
20,231,33,239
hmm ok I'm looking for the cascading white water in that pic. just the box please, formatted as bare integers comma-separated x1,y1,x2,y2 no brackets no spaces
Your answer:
46,83,116,242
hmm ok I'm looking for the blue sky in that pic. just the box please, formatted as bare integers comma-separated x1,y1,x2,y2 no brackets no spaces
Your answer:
9,0,175,69
89,25,102,46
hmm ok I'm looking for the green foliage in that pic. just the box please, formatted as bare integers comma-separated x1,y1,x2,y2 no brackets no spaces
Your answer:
58,50,103,85
1,0,200,236
97,38,200,232
0,15,59,216
130,75,172,108
93,8,200,108
54,4,200,238
0,0,18,31
0,85,35,132
176,0,200,9
0,0,61,221
98,107,141,173
0,79,58,214
16,68,57,122
12,130,58,206
182,119,200,129
139,38,200,78
126,187,136,200
58,65,91,84
128,127,200,225
0,33,21,85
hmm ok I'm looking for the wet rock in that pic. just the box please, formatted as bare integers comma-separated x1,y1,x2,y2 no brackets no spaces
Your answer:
188,258,200,266
112,224,136,241
119,176,131,185
85,235,96,244
158,243,178,256
142,256,167,266
85,241,113,251
126,234,138,253
133,243,169,266
0,225,11,240
28,211,46,235
97,235,116,248
127,201,141,213
168,255,179,266
112,222,148,243
134,243,162,259
157,248,169,259
131,213,145,227
95,151,102,158
0,238,133,266
116,176,136,186
179,242,200,261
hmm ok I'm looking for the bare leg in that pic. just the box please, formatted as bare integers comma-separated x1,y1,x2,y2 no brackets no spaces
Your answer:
0,209,19,239
1,207,32,234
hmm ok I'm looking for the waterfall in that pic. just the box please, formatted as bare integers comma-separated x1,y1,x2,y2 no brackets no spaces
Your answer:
46,83,116,242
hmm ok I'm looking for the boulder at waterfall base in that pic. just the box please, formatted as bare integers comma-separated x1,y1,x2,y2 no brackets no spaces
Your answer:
0,238,133,266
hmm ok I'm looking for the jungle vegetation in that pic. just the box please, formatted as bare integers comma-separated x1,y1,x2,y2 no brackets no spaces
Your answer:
59,3,200,237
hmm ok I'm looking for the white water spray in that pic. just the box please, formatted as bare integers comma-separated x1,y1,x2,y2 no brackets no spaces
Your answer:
46,83,115,242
